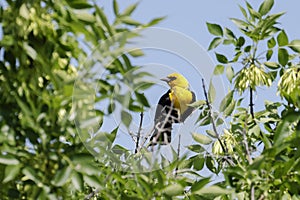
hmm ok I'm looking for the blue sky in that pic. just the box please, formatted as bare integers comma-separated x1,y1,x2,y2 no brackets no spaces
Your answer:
101,0,300,45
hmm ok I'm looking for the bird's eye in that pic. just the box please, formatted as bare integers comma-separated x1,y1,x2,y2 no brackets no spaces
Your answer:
168,76,177,81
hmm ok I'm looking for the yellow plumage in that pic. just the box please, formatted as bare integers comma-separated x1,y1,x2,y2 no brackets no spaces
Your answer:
169,86,194,116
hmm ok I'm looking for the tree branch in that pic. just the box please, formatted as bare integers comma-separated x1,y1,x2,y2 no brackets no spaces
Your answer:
201,79,227,154
135,111,144,154
249,87,254,119
174,134,181,177
242,120,252,164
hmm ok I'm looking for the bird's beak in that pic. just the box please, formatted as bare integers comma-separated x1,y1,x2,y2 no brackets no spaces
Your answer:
160,77,170,83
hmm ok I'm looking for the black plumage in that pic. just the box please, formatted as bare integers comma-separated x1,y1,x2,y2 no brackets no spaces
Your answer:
150,89,196,145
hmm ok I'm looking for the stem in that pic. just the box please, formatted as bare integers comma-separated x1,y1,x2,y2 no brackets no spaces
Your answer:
242,114,252,164
135,111,144,154
249,87,254,118
250,185,255,200
201,79,227,154
174,134,181,176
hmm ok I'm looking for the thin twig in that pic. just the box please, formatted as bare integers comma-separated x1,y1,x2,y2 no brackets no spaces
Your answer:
139,126,154,150
138,105,173,151
243,112,254,200
250,184,255,200
243,112,253,164
153,104,176,144
249,87,254,119
201,79,227,154
135,111,144,154
174,134,181,176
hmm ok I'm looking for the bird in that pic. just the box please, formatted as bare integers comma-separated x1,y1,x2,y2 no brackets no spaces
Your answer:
150,72,196,145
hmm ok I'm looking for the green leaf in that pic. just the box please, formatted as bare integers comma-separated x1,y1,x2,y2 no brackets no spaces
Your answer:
162,183,184,196
83,175,102,188
96,6,113,35
266,49,273,60
206,130,217,138
230,18,249,30
264,62,280,69
66,0,93,9
3,164,22,183
193,156,205,171
244,45,251,53
144,16,166,27
277,30,288,46
74,10,95,23
129,48,144,57
121,16,141,26
288,40,300,53
187,144,205,153
189,100,206,108
71,172,84,191
224,28,236,39
215,53,228,64
278,48,289,66
113,0,119,15
238,5,248,18
191,177,211,193
205,156,216,173
23,42,37,60
198,115,211,126
19,4,29,19
274,112,300,146
111,144,128,154
258,0,274,16
223,100,236,116
208,80,216,103
51,166,72,186
248,7,261,19
194,185,232,195
226,65,234,82
122,3,139,16
206,22,223,36
219,90,233,112
192,133,212,145
121,110,132,127
0,35,14,46
268,37,276,48
0,155,20,165
208,37,222,50
236,36,245,47
213,64,225,75
22,167,41,185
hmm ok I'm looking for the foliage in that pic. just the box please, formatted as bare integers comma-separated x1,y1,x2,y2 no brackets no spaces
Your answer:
197,0,300,199
0,0,163,198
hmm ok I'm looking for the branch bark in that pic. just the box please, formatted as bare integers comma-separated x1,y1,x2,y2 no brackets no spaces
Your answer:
249,87,254,119
201,79,227,154
135,111,144,154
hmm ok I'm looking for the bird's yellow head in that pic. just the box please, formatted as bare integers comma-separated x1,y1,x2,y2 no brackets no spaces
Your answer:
161,73,190,89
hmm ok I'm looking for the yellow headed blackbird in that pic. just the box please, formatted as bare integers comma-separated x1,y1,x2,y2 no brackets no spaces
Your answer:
150,73,196,145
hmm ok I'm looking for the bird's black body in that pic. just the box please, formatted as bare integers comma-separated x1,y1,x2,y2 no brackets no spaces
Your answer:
150,89,196,145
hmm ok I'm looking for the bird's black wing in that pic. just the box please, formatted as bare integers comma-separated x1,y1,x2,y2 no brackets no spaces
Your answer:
154,90,179,124
180,91,196,122
150,90,179,145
